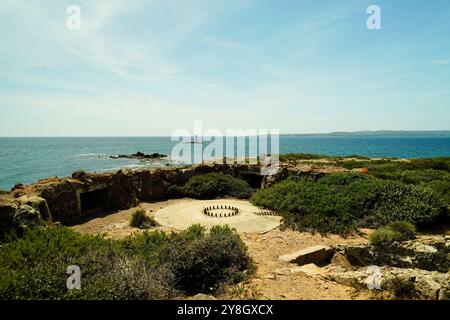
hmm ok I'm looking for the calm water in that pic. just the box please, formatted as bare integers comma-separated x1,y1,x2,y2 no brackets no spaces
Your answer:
0,135,449,190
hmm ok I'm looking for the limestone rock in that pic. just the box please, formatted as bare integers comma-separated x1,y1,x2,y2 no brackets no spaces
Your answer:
325,266,450,300
334,236,450,273
16,195,51,220
13,204,43,229
279,245,333,266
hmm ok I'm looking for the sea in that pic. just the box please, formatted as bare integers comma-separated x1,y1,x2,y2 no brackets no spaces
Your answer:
1,134,450,190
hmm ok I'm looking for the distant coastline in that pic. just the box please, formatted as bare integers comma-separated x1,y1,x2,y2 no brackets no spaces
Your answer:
1,130,450,139
282,130,450,137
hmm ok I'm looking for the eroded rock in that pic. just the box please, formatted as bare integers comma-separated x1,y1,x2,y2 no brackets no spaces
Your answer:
334,237,450,273
13,204,43,229
279,245,333,266
324,266,450,300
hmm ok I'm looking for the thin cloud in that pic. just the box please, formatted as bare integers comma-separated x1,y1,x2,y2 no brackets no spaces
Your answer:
431,59,450,65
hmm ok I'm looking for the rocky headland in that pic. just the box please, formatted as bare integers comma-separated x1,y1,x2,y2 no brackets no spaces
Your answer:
0,156,448,300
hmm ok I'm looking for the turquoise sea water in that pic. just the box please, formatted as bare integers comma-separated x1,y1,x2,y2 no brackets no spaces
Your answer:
0,135,449,190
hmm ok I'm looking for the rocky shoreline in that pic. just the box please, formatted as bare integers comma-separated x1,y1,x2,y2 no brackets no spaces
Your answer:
109,151,167,160
0,158,350,226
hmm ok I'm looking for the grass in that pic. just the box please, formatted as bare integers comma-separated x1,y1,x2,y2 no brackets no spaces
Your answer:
129,209,157,229
369,221,416,245
0,225,254,300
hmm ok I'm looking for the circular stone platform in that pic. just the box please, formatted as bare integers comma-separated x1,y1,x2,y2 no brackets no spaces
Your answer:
154,199,281,233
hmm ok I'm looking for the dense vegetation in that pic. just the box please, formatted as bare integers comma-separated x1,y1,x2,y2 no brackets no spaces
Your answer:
251,167,449,235
171,173,254,199
0,225,253,299
279,153,371,162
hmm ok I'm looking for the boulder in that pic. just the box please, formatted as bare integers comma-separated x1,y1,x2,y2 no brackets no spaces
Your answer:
16,195,51,221
13,204,43,229
279,245,333,266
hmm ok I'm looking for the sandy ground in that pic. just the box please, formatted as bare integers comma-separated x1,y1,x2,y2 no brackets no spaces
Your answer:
71,198,376,300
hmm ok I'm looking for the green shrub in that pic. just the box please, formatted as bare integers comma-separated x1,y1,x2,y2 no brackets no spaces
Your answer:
386,221,416,238
178,173,254,199
159,225,254,294
389,277,418,300
279,153,326,161
318,172,372,186
0,225,253,299
369,227,402,245
370,221,416,245
251,173,447,235
129,209,157,229
371,182,446,226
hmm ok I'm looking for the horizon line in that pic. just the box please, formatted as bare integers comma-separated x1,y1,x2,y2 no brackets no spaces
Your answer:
1,129,450,138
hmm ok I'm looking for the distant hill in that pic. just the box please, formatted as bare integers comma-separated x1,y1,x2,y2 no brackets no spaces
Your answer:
284,131,450,137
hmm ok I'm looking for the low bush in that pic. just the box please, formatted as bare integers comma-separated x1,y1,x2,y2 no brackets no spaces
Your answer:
159,225,254,294
371,182,446,226
389,277,419,300
386,221,416,238
0,225,253,299
251,173,447,235
129,209,157,229
176,173,254,199
279,153,327,161
370,169,450,206
369,221,416,245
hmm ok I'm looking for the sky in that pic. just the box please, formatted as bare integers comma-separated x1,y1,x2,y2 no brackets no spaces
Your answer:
0,0,449,136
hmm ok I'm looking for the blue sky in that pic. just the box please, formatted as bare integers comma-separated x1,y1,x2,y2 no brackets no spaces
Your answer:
0,0,449,136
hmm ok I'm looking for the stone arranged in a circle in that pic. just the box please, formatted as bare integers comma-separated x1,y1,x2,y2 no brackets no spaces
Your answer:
203,205,239,218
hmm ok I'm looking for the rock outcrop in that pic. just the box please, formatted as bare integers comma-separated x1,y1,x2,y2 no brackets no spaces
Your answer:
0,194,49,236
324,266,450,300
277,237,450,300
279,245,333,266
333,236,450,273
109,151,167,160
0,163,265,228
13,205,43,229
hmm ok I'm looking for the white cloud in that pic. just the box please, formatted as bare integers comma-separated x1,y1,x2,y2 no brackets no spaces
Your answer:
431,59,450,65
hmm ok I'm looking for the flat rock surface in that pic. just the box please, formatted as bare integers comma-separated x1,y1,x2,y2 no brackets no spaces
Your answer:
154,199,281,233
